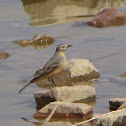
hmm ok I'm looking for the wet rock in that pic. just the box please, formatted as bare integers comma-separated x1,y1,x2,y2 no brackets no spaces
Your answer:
119,72,126,77
0,51,11,60
12,34,54,50
42,122,73,126
109,98,126,110
37,58,100,87
34,101,93,120
118,101,126,110
87,8,126,28
34,85,96,108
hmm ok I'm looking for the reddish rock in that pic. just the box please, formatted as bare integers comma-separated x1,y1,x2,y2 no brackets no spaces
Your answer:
12,34,54,50
119,72,126,77
87,8,126,28
0,51,11,60
34,101,93,120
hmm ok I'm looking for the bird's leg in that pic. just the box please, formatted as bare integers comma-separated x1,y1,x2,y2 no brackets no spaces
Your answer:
51,78,56,87
48,78,55,87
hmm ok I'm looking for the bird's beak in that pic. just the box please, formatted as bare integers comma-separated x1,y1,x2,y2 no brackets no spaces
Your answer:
68,45,72,47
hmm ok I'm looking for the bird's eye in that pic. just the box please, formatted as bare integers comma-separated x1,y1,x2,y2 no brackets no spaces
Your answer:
62,46,65,48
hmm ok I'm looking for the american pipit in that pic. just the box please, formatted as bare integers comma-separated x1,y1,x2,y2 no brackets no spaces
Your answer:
18,44,72,93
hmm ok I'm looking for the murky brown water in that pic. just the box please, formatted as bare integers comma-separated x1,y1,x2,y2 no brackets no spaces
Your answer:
1,0,126,125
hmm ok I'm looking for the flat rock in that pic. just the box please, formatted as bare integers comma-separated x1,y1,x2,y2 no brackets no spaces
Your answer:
37,58,100,88
109,98,126,110
34,101,93,120
34,85,96,108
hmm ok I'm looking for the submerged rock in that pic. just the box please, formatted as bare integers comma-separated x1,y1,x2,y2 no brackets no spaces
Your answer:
0,51,11,60
119,72,126,77
87,8,126,28
12,34,54,50
34,101,93,120
34,85,96,108
109,98,126,110
36,58,100,88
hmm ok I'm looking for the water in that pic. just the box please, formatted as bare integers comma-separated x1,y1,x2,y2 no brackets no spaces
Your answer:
0,0,126,125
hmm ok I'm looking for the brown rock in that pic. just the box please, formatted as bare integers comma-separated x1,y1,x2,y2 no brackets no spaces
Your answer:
0,51,11,60
87,8,126,28
34,101,93,120
119,72,126,77
12,34,54,50
34,85,96,108
109,98,126,110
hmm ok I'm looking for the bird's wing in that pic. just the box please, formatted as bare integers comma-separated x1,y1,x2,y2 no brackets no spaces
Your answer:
31,60,61,83
33,68,43,77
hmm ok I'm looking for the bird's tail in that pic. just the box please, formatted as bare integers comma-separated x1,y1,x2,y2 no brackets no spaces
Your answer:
18,82,32,93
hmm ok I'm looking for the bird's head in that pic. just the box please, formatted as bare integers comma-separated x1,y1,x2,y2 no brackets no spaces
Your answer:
56,44,72,52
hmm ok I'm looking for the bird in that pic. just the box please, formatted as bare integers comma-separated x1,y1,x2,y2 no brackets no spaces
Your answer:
18,44,72,93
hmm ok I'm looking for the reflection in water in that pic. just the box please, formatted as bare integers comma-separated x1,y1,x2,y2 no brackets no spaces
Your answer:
21,0,126,26
22,117,43,126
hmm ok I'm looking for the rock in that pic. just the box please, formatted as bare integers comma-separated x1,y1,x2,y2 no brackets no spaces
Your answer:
34,101,93,120
0,51,11,60
118,101,126,110
12,34,54,50
34,85,96,108
42,122,73,126
36,58,100,88
75,108,126,126
112,115,126,126
109,98,126,110
95,109,126,126
119,72,126,77
87,8,126,28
